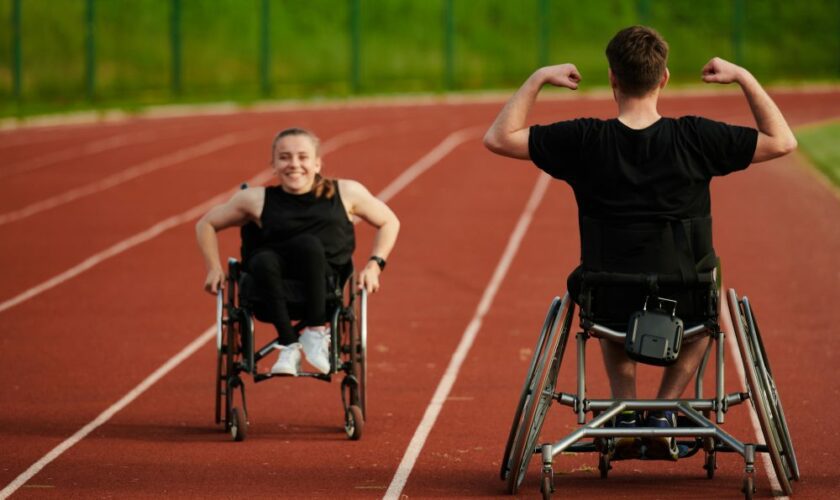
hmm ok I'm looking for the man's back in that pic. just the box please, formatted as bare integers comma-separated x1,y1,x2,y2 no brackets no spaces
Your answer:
528,116,757,221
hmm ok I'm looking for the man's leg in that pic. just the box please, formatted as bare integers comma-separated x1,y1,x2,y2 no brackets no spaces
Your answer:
600,339,637,398
656,337,711,398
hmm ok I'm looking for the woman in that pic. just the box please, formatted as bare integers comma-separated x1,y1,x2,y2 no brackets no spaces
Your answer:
196,128,399,376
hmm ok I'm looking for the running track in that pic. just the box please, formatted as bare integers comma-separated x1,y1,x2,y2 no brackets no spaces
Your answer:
0,89,839,499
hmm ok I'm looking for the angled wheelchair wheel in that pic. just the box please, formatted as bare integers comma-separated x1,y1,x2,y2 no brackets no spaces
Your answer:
354,289,368,418
500,295,564,481
728,290,795,495
505,294,574,494
741,296,800,481
215,290,229,426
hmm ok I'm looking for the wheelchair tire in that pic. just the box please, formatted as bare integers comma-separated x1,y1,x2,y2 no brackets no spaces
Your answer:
345,405,364,440
728,290,794,496
355,289,368,419
500,295,564,481
742,297,800,481
506,294,574,494
230,406,247,442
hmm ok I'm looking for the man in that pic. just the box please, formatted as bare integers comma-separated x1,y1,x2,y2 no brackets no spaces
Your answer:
484,25,795,459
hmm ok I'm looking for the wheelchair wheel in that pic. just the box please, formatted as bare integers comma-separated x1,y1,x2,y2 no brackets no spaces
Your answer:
215,290,229,426
354,289,368,418
741,297,800,481
500,295,564,481
230,406,247,442
505,294,574,494
727,290,795,495
345,404,364,440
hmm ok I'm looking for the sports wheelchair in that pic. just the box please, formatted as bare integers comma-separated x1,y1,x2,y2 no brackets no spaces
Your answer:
501,271,799,499
214,257,367,441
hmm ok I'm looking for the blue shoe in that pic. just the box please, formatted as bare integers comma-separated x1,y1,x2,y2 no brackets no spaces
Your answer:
610,410,642,460
644,410,679,460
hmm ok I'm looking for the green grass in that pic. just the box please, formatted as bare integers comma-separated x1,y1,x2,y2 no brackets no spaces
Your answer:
797,121,840,187
0,0,838,118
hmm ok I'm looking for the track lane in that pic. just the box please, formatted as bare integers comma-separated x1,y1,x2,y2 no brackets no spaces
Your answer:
0,107,510,495
0,91,838,498
396,93,840,499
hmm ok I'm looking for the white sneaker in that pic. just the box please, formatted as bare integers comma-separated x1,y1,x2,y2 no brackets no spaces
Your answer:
300,326,331,374
270,343,301,376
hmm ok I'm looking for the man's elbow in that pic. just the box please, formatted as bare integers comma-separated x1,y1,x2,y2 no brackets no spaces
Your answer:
781,136,798,156
482,130,504,154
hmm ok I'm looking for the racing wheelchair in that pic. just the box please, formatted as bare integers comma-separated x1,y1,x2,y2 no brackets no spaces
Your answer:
214,255,368,442
500,269,799,499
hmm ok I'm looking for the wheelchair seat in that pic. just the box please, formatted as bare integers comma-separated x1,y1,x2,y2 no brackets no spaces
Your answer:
570,215,719,330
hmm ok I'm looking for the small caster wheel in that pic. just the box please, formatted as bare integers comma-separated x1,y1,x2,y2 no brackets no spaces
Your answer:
345,405,364,440
599,453,611,479
704,452,716,479
541,475,554,499
742,476,755,500
230,407,247,442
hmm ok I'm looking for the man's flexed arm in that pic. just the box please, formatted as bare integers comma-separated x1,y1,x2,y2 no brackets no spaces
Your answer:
702,57,797,163
483,64,581,159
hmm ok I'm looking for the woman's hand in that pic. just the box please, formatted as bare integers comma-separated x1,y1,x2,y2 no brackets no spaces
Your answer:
204,267,225,294
358,261,381,294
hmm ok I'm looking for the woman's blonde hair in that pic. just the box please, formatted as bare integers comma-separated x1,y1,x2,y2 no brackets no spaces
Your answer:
271,127,335,199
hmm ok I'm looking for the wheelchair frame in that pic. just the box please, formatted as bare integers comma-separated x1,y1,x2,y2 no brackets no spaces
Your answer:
214,257,368,441
501,276,799,499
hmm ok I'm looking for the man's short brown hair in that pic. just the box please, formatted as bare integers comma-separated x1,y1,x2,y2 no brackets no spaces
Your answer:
606,26,668,97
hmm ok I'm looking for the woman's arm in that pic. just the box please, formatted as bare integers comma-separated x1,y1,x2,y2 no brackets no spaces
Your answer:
195,188,262,294
339,179,400,293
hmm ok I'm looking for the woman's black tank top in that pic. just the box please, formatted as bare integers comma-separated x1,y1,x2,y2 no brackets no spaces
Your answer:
241,181,355,268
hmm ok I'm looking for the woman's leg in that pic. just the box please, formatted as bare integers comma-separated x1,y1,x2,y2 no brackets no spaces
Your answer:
279,234,328,328
247,249,297,345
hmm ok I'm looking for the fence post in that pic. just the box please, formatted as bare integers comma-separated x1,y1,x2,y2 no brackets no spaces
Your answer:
732,0,744,65
349,0,360,93
637,0,650,24
443,0,453,90
85,0,95,102
538,0,549,66
260,0,270,97
171,0,182,97
12,0,21,103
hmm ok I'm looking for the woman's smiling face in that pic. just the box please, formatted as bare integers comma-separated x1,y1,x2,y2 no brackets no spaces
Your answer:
272,133,322,194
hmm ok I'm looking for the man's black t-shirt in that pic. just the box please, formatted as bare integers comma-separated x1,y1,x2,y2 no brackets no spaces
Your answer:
529,116,757,324
529,116,757,221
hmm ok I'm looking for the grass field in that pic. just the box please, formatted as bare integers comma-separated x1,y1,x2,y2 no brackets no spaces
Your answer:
797,120,840,187
0,0,838,117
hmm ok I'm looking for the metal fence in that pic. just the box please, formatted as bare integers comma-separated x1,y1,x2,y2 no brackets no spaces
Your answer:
2,0,839,112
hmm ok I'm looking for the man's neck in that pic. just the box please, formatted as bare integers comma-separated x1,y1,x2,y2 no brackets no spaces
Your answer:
616,91,661,130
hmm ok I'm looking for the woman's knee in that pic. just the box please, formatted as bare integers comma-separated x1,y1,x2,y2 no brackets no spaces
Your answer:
249,250,282,277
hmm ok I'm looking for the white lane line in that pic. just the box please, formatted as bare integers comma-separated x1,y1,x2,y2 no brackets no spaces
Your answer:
0,326,216,500
0,130,158,179
0,130,262,227
0,124,478,498
720,292,787,498
376,125,484,202
0,125,478,315
383,173,551,500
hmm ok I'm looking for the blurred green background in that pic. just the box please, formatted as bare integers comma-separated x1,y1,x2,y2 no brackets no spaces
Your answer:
1,0,839,117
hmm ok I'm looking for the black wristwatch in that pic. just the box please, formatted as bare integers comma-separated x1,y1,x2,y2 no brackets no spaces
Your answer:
369,256,386,271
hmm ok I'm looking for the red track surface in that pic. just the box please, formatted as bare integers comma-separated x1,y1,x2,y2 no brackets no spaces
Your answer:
0,90,839,499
